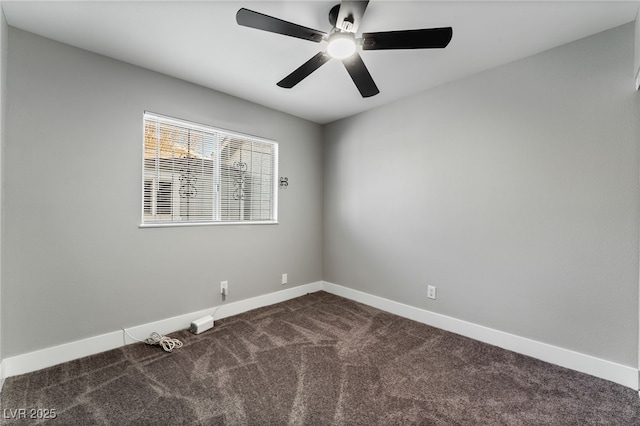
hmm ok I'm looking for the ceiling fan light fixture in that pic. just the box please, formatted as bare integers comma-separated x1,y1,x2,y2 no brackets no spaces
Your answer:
327,33,357,59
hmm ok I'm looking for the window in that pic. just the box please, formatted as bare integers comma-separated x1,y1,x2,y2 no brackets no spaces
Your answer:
142,112,278,225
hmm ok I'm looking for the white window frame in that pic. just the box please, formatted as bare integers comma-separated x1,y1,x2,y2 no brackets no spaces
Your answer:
140,112,278,227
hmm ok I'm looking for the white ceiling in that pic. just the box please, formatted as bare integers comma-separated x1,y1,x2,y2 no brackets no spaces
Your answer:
3,1,639,124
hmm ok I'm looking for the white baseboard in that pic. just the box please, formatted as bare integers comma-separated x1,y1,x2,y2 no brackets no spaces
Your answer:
1,281,323,381
321,281,639,390
1,280,637,392
2,330,124,381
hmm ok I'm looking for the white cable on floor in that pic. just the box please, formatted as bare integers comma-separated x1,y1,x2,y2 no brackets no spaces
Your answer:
121,299,222,350
122,329,183,353
123,328,144,344
145,332,183,352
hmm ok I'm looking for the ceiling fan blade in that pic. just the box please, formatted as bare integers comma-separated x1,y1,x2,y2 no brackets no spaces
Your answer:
362,27,453,50
236,8,326,43
342,53,379,98
277,52,331,89
335,1,369,33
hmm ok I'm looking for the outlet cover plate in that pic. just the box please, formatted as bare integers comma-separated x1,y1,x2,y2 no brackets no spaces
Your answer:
427,285,437,300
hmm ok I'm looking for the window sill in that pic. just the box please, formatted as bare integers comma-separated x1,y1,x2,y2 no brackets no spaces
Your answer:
139,221,279,228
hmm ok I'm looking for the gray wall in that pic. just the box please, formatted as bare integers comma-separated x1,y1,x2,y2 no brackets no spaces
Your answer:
323,24,639,367
0,5,7,367
3,28,323,357
635,7,640,87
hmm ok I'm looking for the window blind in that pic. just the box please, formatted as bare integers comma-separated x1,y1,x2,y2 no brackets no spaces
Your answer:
142,112,277,225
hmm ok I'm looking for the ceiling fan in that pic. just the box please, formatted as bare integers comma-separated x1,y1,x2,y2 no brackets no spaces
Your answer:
236,0,453,98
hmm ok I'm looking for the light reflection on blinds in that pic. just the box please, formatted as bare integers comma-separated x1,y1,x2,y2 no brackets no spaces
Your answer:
142,112,277,224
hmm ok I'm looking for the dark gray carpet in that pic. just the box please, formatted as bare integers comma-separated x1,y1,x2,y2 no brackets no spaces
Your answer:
1,291,639,425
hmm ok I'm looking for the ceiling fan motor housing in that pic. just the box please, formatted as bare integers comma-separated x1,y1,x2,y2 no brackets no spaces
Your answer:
329,4,355,32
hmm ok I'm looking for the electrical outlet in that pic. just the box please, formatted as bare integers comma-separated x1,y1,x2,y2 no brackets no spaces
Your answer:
220,280,228,296
427,285,437,300
282,273,288,285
